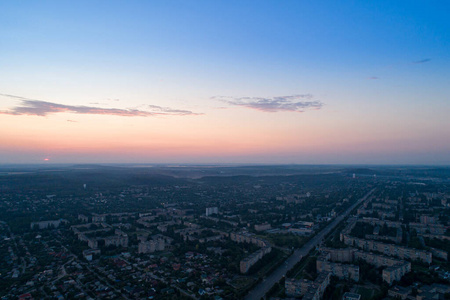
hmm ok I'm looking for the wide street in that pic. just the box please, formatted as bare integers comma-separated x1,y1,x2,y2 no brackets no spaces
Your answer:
244,188,375,300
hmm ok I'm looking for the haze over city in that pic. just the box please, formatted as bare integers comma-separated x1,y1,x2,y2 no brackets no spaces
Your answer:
1,1,449,164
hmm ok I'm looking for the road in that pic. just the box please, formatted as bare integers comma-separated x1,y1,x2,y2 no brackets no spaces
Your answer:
52,257,73,284
244,188,375,300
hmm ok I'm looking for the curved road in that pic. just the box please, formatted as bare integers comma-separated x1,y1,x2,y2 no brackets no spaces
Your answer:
244,189,375,300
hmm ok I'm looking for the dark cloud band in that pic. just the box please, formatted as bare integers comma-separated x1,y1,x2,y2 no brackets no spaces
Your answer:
0,94,200,117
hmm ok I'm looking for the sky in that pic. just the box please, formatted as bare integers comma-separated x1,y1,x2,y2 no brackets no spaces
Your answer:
0,1,449,165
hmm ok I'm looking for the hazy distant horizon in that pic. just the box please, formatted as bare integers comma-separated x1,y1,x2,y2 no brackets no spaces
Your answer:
1,162,449,168
0,151,449,166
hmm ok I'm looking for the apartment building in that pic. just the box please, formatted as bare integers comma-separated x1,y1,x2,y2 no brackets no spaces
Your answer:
286,272,331,300
231,232,272,274
342,235,432,264
316,254,360,281
239,246,272,273
138,239,165,254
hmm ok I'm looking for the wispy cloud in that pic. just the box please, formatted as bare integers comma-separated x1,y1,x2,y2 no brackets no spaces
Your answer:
368,76,379,80
147,105,197,115
0,93,28,100
0,93,201,117
413,58,431,64
213,94,323,113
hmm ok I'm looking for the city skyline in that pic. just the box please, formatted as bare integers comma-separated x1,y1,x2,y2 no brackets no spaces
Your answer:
1,1,449,164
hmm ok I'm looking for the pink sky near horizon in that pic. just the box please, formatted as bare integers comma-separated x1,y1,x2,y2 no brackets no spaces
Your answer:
1,106,448,164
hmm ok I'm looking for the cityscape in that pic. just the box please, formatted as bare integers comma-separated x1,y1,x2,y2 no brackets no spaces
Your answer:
1,165,450,299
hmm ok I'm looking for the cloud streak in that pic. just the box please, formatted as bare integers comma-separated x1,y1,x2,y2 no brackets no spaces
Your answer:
413,58,431,64
213,94,323,113
0,94,200,117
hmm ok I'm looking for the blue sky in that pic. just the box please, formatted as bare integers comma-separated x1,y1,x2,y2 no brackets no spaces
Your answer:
0,1,449,164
